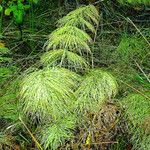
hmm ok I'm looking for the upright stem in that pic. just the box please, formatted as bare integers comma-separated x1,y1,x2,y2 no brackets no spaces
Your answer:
30,2,34,34
127,17,150,47
0,4,3,36
75,0,79,6
91,14,100,68
135,61,150,83
29,1,35,50
19,117,43,150
59,50,67,67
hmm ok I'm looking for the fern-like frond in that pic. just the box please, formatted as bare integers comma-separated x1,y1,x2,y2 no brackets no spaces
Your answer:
121,93,150,150
0,94,18,121
0,78,20,122
20,67,80,120
121,93,150,127
75,69,118,112
46,26,92,54
38,115,76,150
130,130,150,150
116,35,149,64
41,49,89,70
0,47,10,55
57,5,99,32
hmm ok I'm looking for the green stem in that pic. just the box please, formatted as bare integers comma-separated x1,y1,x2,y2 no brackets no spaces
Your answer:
59,49,67,67
127,17,150,47
0,5,3,36
29,1,35,50
30,2,34,34
19,117,43,150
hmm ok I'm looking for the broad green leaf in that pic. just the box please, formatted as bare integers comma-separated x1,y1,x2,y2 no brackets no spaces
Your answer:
24,5,30,10
5,8,12,16
32,0,39,4
13,10,24,24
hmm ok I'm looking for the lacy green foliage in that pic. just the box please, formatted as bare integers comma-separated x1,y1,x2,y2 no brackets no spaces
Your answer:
20,67,80,120
1,84,19,146
131,131,150,150
116,35,149,65
41,49,89,70
57,5,99,33
0,94,18,121
20,67,80,149
0,43,17,85
110,65,142,94
0,78,20,123
118,0,150,5
38,115,77,150
44,4,99,73
75,69,118,112
0,67,12,84
20,5,101,149
122,93,150,127
121,93,150,150
0,46,11,63
45,26,92,53
0,45,13,84
19,5,122,149
108,34,149,94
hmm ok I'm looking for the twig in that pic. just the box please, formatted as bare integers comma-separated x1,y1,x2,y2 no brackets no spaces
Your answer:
19,117,43,150
90,141,118,144
2,20,13,34
119,80,150,100
91,12,100,68
94,0,105,5
127,17,150,47
135,61,150,83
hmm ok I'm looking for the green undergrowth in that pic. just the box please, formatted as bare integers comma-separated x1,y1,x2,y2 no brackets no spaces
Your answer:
121,93,150,150
118,0,150,5
0,2,149,150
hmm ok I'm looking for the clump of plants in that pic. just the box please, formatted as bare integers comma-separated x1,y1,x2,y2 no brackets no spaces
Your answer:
19,5,120,150
121,93,150,150
0,3,150,150
0,41,13,84
115,35,149,65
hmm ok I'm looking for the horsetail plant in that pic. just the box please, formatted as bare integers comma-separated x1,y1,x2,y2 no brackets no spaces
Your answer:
121,93,150,150
20,67,80,121
41,49,89,70
75,69,118,113
57,5,99,33
19,4,119,150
